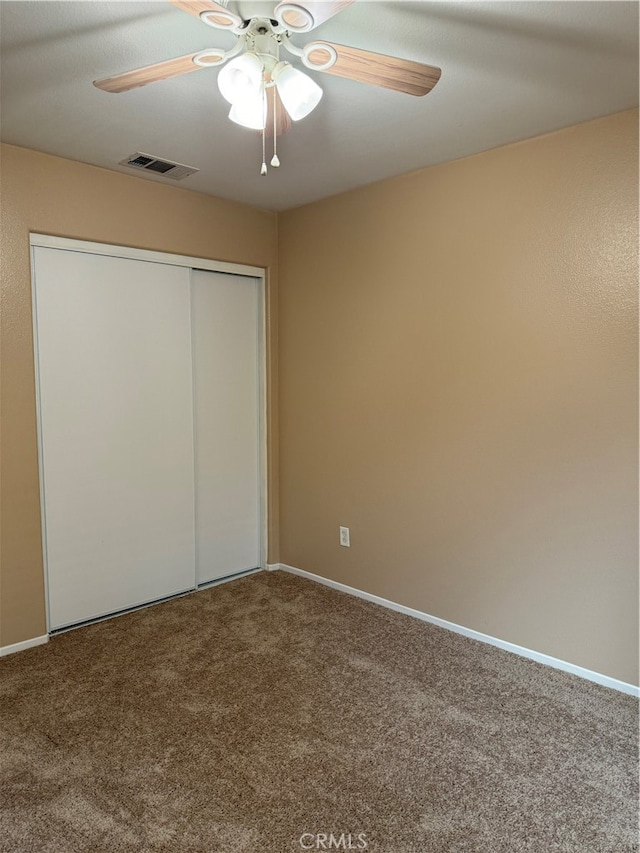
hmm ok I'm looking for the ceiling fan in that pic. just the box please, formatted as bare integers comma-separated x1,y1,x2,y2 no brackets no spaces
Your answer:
94,0,441,174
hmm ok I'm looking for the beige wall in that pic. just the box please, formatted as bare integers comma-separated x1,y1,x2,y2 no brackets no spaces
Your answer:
2,110,638,685
0,143,279,647
278,109,639,686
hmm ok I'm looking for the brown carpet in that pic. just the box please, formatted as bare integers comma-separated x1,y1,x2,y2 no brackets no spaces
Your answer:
1,570,638,853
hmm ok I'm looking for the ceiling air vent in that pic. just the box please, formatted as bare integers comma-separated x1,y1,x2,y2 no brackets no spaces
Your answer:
118,152,199,181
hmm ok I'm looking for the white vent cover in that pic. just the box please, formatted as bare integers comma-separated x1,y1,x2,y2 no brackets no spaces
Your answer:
118,152,199,181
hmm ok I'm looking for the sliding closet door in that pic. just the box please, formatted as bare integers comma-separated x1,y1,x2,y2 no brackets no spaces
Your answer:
191,270,261,583
33,247,196,630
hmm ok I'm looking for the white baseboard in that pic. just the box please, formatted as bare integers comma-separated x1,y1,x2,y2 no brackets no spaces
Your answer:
0,634,49,657
271,564,639,698
265,563,281,572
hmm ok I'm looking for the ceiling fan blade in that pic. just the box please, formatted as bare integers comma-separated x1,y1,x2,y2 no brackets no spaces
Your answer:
167,0,243,27
275,0,354,32
94,53,205,93
305,42,441,96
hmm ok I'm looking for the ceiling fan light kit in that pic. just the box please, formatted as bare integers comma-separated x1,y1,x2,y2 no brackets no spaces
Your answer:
94,0,441,176
217,52,264,105
271,61,323,121
228,88,267,130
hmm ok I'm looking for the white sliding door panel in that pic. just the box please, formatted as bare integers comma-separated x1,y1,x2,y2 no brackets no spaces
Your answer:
33,247,196,629
191,270,261,583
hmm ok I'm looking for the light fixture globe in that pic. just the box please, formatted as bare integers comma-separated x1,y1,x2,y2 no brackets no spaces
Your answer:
228,86,267,130
272,62,323,121
217,53,264,105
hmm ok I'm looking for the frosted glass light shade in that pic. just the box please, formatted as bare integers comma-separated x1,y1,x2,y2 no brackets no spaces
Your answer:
218,53,264,105
228,87,267,130
273,62,322,121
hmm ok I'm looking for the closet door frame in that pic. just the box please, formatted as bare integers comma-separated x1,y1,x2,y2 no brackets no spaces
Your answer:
30,233,268,634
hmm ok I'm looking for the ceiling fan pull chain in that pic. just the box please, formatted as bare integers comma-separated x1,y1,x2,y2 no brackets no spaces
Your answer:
260,72,268,176
261,119,268,176
271,85,280,168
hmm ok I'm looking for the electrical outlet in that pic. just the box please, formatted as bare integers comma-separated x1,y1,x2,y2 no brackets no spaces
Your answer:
339,526,350,547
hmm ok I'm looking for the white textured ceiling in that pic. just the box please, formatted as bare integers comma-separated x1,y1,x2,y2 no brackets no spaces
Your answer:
0,1,638,211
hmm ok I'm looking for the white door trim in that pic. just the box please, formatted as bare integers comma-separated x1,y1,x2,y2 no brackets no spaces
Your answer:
29,233,265,279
